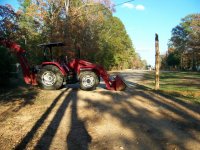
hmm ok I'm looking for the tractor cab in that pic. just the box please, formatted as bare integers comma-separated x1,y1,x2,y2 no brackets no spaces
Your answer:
38,42,66,62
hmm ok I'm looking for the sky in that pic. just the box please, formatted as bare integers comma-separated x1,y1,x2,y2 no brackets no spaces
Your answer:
113,0,200,66
0,0,200,66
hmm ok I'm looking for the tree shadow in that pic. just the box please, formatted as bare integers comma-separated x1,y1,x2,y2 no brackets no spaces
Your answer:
0,69,38,107
11,72,200,149
0,86,37,104
82,85,200,149
0,86,38,122
127,82,200,114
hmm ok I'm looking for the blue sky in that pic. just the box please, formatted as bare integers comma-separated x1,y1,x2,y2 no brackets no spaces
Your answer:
113,0,200,66
1,0,200,66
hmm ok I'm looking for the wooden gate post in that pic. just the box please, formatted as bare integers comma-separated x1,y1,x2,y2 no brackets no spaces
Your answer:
155,33,160,90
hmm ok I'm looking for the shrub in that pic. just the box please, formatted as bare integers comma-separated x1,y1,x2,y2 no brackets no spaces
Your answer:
0,46,15,86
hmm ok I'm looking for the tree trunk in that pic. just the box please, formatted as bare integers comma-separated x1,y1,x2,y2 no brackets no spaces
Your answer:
155,33,160,90
65,0,70,18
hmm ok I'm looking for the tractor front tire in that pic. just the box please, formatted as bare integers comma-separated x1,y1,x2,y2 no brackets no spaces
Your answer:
37,65,64,90
79,71,99,91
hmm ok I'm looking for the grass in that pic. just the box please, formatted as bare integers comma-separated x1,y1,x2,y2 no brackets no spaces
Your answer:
140,71,200,104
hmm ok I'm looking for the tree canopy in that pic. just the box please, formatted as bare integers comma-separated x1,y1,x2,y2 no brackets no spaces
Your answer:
162,14,200,71
0,0,145,71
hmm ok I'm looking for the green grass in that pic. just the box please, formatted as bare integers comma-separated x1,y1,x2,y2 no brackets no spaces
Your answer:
141,71,200,104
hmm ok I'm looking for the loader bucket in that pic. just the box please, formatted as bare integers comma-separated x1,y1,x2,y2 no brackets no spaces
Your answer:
114,75,127,91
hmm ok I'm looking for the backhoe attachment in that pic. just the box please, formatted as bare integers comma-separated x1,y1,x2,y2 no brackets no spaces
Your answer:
0,40,37,85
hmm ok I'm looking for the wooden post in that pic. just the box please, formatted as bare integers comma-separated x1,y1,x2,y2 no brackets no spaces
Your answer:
155,33,160,90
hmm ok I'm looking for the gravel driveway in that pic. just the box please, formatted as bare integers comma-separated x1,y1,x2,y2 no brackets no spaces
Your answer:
0,70,200,150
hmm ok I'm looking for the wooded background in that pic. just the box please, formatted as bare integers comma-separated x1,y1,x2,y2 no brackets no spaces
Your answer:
161,14,200,71
0,0,146,70
0,0,199,85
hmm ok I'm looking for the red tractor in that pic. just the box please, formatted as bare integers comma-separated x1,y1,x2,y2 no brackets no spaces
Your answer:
0,40,126,91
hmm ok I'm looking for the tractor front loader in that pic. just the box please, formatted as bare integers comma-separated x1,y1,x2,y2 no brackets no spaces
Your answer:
0,40,126,91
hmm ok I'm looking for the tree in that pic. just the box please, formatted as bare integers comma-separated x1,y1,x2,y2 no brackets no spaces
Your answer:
166,52,180,68
0,5,19,40
2,0,141,71
0,5,19,85
0,46,16,86
95,16,136,69
166,14,200,71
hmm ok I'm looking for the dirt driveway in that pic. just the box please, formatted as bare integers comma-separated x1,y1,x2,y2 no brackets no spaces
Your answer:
0,70,200,150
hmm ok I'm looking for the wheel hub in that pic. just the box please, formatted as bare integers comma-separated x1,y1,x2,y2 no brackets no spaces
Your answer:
42,71,56,86
82,75,95,88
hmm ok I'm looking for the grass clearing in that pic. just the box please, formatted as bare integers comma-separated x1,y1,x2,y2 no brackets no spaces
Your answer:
140,71,200,104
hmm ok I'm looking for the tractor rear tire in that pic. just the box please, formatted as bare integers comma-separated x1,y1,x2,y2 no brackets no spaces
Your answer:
37,65,64,90
79,71,99,91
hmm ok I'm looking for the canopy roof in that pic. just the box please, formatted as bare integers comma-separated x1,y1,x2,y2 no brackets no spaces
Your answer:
38,42,65,48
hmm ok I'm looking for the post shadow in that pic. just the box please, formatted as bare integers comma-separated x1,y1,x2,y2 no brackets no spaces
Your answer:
67,89,92,150
35,88,92,150
15,89,68,150
15,87,91,150
34,89,72,150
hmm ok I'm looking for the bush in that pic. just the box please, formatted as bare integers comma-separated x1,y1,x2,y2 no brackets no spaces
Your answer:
0,46,15,86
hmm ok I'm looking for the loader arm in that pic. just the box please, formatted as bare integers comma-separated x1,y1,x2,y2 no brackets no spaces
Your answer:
69,59,126,91
0,40,37,85
95,65,126,91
